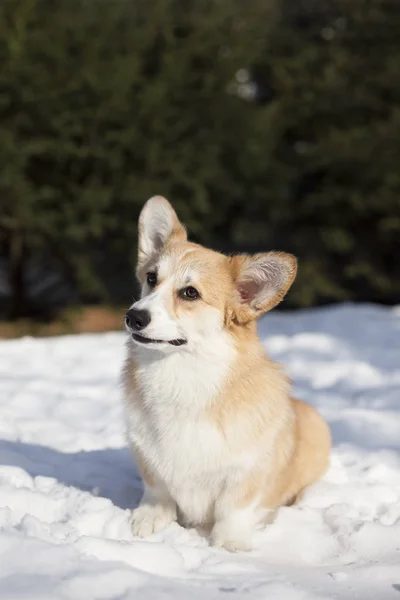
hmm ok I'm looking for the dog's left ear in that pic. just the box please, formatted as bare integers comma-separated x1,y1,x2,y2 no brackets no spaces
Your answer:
137,196,187,274
229,252,297,323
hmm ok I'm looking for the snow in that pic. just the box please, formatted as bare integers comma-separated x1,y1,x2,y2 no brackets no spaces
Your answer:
0,303,399,600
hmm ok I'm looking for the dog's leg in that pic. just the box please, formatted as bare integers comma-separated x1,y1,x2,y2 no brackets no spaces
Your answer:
132,483,177,538
211,480,264,552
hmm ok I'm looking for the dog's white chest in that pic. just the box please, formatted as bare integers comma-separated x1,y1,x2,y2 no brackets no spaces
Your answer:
124,347,240,524
126,398,228,523
129,403,223,475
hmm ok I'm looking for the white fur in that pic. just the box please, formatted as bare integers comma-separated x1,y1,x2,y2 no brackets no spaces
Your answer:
131,483,177,537
125,330,268,549
211,497,263,552
127,334,235,496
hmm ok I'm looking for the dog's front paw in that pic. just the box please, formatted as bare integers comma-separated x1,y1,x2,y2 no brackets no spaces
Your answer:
213,536,252,553
132,504,176,538
211,522,252,552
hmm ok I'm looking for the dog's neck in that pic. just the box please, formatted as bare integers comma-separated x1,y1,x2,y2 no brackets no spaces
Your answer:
128,331,238,411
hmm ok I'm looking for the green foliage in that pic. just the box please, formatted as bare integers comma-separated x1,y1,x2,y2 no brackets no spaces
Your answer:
238,0,400,306
0,0,399,317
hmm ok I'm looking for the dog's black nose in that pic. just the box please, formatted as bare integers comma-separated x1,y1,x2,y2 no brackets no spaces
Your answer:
125,308,151,331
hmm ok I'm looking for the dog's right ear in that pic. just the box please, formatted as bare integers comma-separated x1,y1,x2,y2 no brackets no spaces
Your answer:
137,196,186,274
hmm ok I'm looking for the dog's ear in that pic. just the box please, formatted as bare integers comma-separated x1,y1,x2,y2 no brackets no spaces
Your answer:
137,196,187,273
229,252,297,324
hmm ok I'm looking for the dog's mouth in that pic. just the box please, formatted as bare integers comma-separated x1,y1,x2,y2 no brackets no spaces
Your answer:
131,333,187,347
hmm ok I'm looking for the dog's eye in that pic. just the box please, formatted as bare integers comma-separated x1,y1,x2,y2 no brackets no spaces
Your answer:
146,272,157,287
181,286,200,300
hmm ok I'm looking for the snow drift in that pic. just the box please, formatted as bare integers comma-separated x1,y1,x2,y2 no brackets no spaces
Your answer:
0,304,399,599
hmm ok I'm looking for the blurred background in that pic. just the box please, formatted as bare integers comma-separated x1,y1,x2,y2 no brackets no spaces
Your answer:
0,0,399,337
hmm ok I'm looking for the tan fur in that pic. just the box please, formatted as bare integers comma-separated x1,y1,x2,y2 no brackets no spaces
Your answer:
124,196,331,549
207,323,331,511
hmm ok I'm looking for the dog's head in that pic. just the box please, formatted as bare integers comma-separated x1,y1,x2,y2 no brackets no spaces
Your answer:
125,196,297,352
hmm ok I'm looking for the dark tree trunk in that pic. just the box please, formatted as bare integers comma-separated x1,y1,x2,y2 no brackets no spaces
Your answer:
8,230,28,319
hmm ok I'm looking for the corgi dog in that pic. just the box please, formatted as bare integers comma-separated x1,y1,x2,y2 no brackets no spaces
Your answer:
123,196,331,552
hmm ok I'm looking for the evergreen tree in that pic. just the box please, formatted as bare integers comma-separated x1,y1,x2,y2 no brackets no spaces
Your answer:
0,0,269,317
239,0,400,306
0,0,399,317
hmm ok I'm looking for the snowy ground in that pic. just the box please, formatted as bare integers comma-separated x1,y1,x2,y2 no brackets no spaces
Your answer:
0,304,399,600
